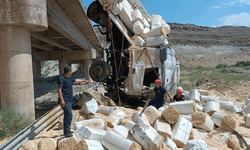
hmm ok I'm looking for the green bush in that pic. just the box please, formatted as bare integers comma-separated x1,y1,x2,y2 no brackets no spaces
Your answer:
239,64,244,68
216,63,229,69
220,68,229,74
0,108,32,138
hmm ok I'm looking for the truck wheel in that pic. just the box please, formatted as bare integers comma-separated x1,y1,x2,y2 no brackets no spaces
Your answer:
89,60,110,82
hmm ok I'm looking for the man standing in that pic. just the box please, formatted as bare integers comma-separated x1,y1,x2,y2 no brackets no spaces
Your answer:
146,79,172,109
57,66,89,137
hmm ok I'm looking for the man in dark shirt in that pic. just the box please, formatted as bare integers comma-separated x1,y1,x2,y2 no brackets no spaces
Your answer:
57,66,89,137
147,79,172,109
173,89,185,102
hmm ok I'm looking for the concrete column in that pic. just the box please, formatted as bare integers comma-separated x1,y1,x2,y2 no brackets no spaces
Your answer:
0,26,35,119
59,60,67,75
83,59,93,82
33,61,41,78
0,0,48,120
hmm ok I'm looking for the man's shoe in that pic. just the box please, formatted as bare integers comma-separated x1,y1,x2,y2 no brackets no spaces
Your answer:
64,133,73,137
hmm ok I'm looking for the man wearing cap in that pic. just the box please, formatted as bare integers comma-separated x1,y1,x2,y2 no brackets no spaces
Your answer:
173,89,185,102
146,79,172,109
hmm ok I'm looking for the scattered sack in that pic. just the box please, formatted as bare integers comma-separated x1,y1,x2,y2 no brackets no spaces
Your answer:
183,139,208,150
204,101,220,116
73,139,104,150
191,112,214,131
57,134,78,150
132,35,145,47
146,26,168,38
131,111,149,123
74,126,106,142
196,104,204,112
74,118,105,130
245,97,250,105
38,138,57,150
244,114,250,127
218,101,242,114
220,115,236,132
163,137,177,150
96,105,117,116
201,95,220,102
170,100,197,115
124,120,135,130
151,15,163,30
158,105,169,114
146,35,168,47
133,20,144,35
162,105,180,124
130,117,164,150
113,125,129,138
79,98,98,118
132,9,143,23
193,129,208,140
243,103,250,115
211,112,225,127
154,119,172,140
172,117,193,148
144,106,162,126
189,90,200,102
106,109,128,128
102,130,141,150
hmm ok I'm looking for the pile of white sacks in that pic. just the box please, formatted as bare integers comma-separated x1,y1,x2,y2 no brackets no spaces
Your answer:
48,88,250,150
110,0,170,47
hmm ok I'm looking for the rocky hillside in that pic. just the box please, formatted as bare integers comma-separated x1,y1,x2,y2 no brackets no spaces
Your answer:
168,23,250,67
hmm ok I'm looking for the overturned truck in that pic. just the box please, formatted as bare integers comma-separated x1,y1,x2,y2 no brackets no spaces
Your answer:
87,0,180,102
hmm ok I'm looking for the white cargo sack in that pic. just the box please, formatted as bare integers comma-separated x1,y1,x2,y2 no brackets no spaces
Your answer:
113,125,129,138
211,112,225,126
110,1,122,15
162,20,171,35
201,95,220,102
74,118,105,130
146,26,168,38
172,117,193,148
119,3,133,32
143,16,150,28
106,109,128,128
74,126,106,142
132,9,143,22
183,91,190,100
124,121,135,130
133,20,144,35
246,97,250,105
193,129,208,140
170,100,196,115
204,101,220,116
182,114,192,122
183,139,208,150
130,117,164,150
219,101,242,113
154,119,172,140
146,35,167,47
79,139,104,150
96,105,117,116
151,15,163,30
196,104,204,112
197,90,208,96
102,130,140,150
244,114,250,127
141,27,150,39
164,137,177,150
243,103,250,115
158,105,169,114
189,90,200,102
132,35,145,47
144,106,162,126
131,111,149,123
80,98,99,116
192,112,214,132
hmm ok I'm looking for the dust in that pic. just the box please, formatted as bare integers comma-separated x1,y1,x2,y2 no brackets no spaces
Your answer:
37,138,56,150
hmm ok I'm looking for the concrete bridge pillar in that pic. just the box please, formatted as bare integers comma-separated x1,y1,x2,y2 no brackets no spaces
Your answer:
59,60,67,75
33,61,41,78
0,0,48,120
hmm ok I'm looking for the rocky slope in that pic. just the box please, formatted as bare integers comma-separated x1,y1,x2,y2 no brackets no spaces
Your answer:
168,23,250,67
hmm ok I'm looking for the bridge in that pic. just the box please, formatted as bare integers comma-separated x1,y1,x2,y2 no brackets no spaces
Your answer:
0,0,103,120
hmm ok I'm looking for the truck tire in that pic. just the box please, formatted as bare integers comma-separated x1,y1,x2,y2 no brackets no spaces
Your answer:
89,60,110,82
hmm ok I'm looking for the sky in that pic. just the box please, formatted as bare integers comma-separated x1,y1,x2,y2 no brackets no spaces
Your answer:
81,0,250,27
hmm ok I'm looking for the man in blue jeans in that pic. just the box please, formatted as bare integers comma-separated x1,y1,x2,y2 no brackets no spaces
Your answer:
57,66,89,137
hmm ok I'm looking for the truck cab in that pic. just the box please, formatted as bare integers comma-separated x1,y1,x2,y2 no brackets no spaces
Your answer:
87,0,180,103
